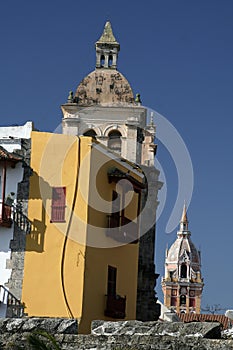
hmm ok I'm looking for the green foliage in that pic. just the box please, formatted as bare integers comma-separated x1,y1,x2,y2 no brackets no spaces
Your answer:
27,330,61,350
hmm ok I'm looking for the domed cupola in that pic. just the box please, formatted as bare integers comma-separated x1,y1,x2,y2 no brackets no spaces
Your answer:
61,21,148,165
73,21,135,107
162,205,204,314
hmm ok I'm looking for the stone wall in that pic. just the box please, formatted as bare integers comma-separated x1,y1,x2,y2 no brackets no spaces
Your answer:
0,318,232,349
136,165,162,321
5,139,31,302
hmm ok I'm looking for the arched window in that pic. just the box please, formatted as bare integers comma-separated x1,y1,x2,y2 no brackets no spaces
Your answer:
181,264,187,278
180,295,186,305
83,129,97,139
108,55,113,67
108,130,122,153
101,55,105,67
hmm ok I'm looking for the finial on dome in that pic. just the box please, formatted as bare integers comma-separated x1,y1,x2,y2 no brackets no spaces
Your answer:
95,21,120,69
180,202,188,224
67,91,73,103
97,21,118,43
179,202,189,232
150,112,154,125
135,93,142,104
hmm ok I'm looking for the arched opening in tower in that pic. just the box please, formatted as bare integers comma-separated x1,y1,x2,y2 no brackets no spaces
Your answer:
83,129,97,139
180,295,186,305
100,55,105,67
108,55,113,67
108,130,122,153
181,264,187,278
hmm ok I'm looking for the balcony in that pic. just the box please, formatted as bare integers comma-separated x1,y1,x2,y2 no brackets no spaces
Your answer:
12,204,31,234
0,285,25,318
0,203,12,228
0,202,31,233
106,215,138,244
104,294,126,319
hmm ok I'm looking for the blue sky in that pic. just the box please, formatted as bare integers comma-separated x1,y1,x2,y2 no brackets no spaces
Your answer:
0,1,232,311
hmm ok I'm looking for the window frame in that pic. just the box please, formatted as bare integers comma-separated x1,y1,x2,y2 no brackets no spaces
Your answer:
50,186,66,223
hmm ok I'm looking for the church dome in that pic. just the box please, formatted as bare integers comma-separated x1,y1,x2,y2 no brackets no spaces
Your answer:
167,205,201,270
73,21,135,107
74,69,135,106
167,236,201,270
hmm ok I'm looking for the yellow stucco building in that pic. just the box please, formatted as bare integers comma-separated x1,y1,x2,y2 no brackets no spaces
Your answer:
22,131,145,333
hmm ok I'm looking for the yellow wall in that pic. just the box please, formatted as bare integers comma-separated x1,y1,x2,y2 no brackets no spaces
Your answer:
79,245,138,333
22,133,141,333
79,146,139,333
22,132,90,318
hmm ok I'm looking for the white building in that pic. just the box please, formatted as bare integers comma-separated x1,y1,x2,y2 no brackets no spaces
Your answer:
0,121,33,317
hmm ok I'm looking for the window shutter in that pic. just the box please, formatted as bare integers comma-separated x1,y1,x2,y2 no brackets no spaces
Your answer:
51,187,66,222
107,265,117,296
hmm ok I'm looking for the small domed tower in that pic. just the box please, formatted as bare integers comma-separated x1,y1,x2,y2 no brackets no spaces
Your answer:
161,205,204,314
61,21,156,166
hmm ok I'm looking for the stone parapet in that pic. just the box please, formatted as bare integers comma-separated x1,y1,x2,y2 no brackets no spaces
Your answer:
0,317,78,335
0,318,232,349
91,320,222,338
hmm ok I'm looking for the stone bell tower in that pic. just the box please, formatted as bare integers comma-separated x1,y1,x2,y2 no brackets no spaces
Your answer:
162,205,204,314
61,21,155,166
61,21,162,321
95,21,120,69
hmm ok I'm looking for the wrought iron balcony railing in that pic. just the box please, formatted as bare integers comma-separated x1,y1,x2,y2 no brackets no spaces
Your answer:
0,285,25,318
0,202,31,233
12,203,31,234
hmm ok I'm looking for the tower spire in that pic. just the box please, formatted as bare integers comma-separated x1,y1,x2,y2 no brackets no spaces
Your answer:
181,202,188,223
97,21,118,43
179,203,189,233
95,21,120,69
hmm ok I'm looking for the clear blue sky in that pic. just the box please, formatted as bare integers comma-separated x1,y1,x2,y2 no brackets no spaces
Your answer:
0,1,232,312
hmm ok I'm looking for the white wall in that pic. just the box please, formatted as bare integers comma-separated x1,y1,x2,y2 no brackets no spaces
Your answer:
0,122,32,317
0,121,33,140
0,141,22,153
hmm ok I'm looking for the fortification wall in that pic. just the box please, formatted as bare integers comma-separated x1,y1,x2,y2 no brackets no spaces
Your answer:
0,318,232,349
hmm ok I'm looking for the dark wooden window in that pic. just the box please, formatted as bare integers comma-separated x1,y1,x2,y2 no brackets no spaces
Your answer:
51,187,66,223
109,191,121,228
107,265,117,296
